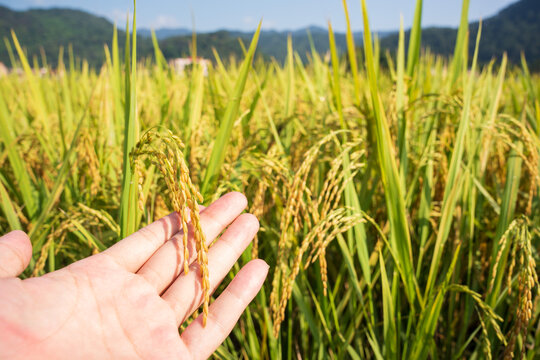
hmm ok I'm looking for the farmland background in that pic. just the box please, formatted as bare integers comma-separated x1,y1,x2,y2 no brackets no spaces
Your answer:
0,0,539,358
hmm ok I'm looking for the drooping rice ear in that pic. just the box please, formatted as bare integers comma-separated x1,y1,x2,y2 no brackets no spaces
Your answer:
130,128,210,325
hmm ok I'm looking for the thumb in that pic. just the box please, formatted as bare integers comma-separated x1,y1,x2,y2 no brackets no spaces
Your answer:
0,230,32,278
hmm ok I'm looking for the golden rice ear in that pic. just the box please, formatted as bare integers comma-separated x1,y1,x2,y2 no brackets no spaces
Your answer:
487,216,538,360
269,133,366,337
130,128,210,326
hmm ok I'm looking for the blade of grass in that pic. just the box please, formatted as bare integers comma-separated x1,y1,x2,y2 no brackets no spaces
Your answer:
341,0,361,103
329,19,374,323
27,93,90,255
328,22,345,130
0,87,37,218
425,21,482,297
449,0,470,87
406,0,423,78
360,0,420,307
283,35,295,150
379,249,397,359
396,16,407,189
201,22,261,197
10,31,48,133
119,4,140,238
486,141,523,307
0,176,22,230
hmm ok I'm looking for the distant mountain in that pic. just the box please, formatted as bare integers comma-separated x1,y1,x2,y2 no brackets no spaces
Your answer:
158,30,244,61
153,0,539,65
471,0,540,64
139,25,398,63
0,5,153,67
158,27,397,63
381,0,540,66
0,0,538,69
230,27,364,62
0,3,381,67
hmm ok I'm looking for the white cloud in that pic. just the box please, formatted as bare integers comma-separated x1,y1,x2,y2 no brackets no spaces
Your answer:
106,9,133,27
150,15,180,29
99,9,179,31
242,16,273,30
261,20,277,30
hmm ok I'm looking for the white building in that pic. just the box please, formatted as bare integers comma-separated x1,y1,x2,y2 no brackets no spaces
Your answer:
169,57,211,76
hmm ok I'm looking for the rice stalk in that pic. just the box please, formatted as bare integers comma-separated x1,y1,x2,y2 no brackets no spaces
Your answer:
130,128,209,325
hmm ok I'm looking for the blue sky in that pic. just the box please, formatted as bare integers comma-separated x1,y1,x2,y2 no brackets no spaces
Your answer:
0,0,517,32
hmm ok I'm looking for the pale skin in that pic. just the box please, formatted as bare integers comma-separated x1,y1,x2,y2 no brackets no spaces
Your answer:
0,192,268,359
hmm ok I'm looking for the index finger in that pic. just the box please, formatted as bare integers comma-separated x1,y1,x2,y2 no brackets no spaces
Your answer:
102,211,182,272
103,192,246,272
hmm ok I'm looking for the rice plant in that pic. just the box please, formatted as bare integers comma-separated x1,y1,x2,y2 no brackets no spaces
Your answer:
0,0,538,358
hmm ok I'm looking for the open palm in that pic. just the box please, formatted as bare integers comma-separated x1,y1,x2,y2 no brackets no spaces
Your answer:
0,192,268,360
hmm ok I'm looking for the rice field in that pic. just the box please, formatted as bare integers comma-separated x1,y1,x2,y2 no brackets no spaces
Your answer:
0,0,539,358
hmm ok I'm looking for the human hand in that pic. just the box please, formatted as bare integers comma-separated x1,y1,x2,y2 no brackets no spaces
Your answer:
0,192,268,360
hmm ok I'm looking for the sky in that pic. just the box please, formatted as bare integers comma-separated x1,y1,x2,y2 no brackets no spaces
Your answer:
0,0,518,32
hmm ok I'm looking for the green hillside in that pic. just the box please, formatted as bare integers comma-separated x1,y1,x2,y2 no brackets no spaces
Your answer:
158,27,360,63
0,0,538,69
158,31,243,61
472,0,540,64
381,0,540,67
0,6,145,67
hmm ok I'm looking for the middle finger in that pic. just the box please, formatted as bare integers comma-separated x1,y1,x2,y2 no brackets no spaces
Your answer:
162,212,259,326
136,192,247,294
